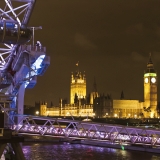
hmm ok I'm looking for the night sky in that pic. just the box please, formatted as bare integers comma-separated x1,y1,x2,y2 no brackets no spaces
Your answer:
25,0,160,106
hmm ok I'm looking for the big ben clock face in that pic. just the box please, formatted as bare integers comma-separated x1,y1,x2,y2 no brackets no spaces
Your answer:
145,77,148,83
151,77,156,83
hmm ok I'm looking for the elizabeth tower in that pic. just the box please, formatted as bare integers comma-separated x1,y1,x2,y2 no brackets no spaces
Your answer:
144,54,157,118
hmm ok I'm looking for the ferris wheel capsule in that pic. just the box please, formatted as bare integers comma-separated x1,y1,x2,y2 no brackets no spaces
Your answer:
0,20,32,45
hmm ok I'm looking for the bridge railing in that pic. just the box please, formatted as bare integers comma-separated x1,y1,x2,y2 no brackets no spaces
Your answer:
12,115,160,146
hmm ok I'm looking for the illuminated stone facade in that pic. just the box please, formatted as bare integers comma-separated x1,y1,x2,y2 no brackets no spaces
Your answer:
40,104,47,116
70,71,86,104
93,97,143,118
93,55,158,118
39,55,158,118
60,104,93,117
143,54,157,118
113,100,143,118
39,101,93,117
39,70,94,117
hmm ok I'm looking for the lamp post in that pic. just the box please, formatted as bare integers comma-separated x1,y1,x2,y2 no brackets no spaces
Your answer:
29,26,42,46
35,111,39,116
128,113,131,118
119,110,120,118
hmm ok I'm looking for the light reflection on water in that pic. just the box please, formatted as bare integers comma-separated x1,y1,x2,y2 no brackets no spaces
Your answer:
22,142,160,160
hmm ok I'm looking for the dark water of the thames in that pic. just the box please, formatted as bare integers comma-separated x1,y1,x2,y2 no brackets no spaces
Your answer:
22,142,160,160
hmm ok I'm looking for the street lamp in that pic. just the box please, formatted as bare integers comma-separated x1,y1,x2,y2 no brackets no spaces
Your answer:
128,113,131,118
35,111,39,115
29,26,42,46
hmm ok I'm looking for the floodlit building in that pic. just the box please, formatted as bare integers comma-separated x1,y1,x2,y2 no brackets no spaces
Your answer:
39,68,95,117
70,71,86,104
143,54,157,118
93,94,143,118
37,54,158,118
93,54,157,118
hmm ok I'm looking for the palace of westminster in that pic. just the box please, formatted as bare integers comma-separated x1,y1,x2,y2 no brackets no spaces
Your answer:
32,54,158,118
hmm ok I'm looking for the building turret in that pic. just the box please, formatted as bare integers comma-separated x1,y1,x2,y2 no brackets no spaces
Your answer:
144,53,157,118
90,77,99,104
70,64,86,104
40,102,47,116
120,91,124,100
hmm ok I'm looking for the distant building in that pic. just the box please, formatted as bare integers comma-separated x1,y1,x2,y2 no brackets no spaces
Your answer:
143,54,157,118
93,95,143,118
93,54,158,118
39,69,94,117
70,71,86,104
37,54,158,118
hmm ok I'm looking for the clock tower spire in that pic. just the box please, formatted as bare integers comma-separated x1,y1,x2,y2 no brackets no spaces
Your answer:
144,53,157,118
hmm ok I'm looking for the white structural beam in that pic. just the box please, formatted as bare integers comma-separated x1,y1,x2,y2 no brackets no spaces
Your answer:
13,115,160,146
0,0,36,71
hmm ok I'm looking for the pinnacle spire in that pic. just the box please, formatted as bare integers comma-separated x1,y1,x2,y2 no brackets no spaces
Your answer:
93,77,97,92
147,53,153,66
120,90,124,99
146,53,155,73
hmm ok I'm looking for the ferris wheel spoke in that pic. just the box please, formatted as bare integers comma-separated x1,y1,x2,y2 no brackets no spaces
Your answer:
4,43,13,49
0,0,36,70
5,0,21,25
